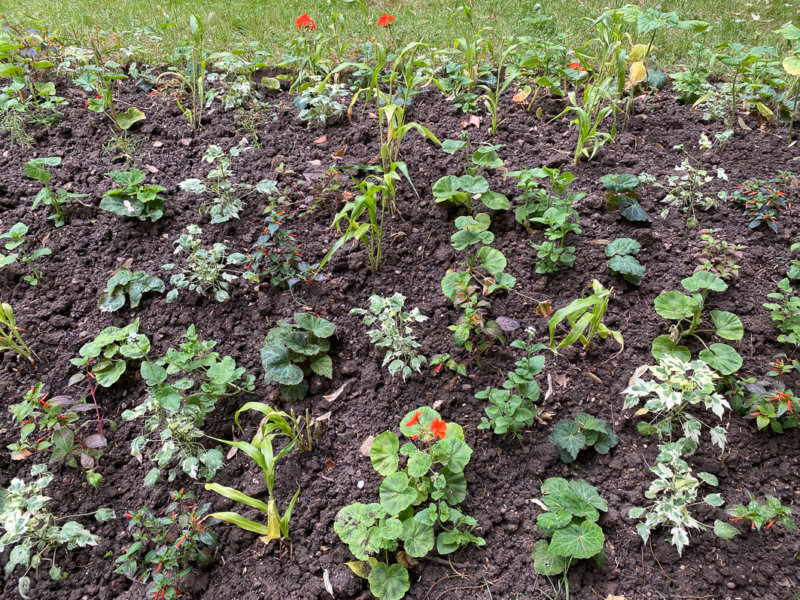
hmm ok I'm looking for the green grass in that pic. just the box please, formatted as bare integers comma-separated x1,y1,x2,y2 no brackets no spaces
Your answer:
1,0,797,66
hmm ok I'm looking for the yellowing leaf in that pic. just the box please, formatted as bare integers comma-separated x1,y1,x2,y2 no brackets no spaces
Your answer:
629,44,648,62
784,55,800,76
346,560,371,579
512,85,531,103
627,62,647,88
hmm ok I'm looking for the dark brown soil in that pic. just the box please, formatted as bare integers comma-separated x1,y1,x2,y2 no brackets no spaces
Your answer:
1,80,800,600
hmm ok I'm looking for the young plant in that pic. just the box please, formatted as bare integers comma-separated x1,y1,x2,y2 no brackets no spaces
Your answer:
629,440,731,556
530,207,581,274
531,478,607,576
477,333,546,439
122,325,255,485
652,270,743,374
623,355,729,453
727,496,796,533
335,408,484,600
77,58,145,131
100,169,166,222
8,383,106,488
433,143,509,215
448,212,517,293
294,78,348,126
548,280,622,352
600,172,652,222
555,86,617,165
549,414,618,463
0,301,34,361
506,166,584,231
695,228,742,281
0,222,52,286
727,173,793,232
479,42,521,136
727,358,799,433
351,293,428,381
206,403,305,545
657,159,722,227
788,237,800,281
605,237,645,285
764,278,800,347
163,225,247,303
98,268,165,312
24,157,87,227
116,489,217,600
179,146,275,223
261,313,335,402
1,464,112,597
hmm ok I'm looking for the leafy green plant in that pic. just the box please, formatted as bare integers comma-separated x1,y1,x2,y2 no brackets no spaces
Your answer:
651,270,743,374
0,301,33,362
335,408,484,600
98,268,164,312
8,383,106,488
600,172,652,222
100,169,166,222
24,157,87,227
477,333,546,439
623,355,729,453
605,237,645,285
122,325,255,486
530,207,581,274
695,228,742,281
727,495,796,533
164,225,247,303
449,212,516,293
479,42,520,136
764,279,800,347
116,489,217,600
433,141,509,215
726,172,793,232
506,166,584,231
629,440,731,556
656,159,722,227
0,464,112,598
294,77,348,125
549,414,618,463
548,280,622,352
76,57,145,131
351,293,428,381
179,145,275,223
726,358,799,433
788,237,800,281
531,478,607,576
0,222,52,286
261,313,335,402
206,403,306,545
555,86,617,165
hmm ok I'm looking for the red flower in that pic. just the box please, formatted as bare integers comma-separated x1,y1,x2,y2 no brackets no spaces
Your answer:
430,417,447,440
378,13,395,27
296,13,317,30
405,410,422,427
569,61,586,72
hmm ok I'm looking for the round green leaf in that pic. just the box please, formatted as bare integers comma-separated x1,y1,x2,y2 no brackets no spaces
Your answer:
710,310,743,341
401,518,435,558
651,335,691,362
714,519,741,540
480,190,510,211
698,343,742,375
368,562,410,600
600,173,640,192
654,292,695,320
783,55,800,76
605,237,641,257
548,420,586,463
532,540,568,576
379,472,416,514
681,271,727,292
547,520,604,560
370,431,400,476
477,246,507,276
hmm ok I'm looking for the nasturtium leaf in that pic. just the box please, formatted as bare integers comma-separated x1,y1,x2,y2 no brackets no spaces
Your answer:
698,343,742,375
477,246,507,276
401,518,435,558
370,431,400,476
115,107,146,130
441,139,468,154
547,521,604,560
379,472,416,514
368,562,410,600
458,175,490,195
532,540,569,576
709,310,743,340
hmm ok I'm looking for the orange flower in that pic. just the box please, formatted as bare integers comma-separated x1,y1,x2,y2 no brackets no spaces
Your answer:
405,410,422,427
431,417,447,440
378,13,395,27
569,61,586,72
296,13,317,30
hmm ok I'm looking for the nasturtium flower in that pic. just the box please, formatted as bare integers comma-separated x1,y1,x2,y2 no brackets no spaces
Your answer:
569,61,586,71
378,13,395,27
296,13,317,30
405,410,422,427
430,417,447,440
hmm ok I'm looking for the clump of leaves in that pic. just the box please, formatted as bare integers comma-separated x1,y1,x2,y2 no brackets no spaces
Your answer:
99,268,164,312
532,478,607,576
530,207,581,274
335,408,484,600
116,489,217,600
764,278,800,347
100,169,166,222
727,495,796,533
0,222,52,286
0,464,113,598
651,270,743,375
506,166,584,231
477,332,546,439
695,228,742,281
122,324,255,485
727,172,793,232
294,78,348,125
629,440,731,556
0,301,34,362
8,383,106,488
656,159,723,227
549,414,618,463
261,313,335,402
548,280,622,352
24,157,87,227
351,293,428,381
605,237,645,285
164,225,247,303
623,355,729,453
433,143,509,215
788,238,800,281
600,172,652,222
726,357,799,433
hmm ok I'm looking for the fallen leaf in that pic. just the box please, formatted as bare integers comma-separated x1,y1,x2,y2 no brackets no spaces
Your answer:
11,449,31,460
396,551,418,568
331,145,348,159
323,382,349,403
536,301,553,317
461,114,482,129
512,88,530,104
605,595,626,600
152,141,163,148
583,371,603,384
346,561,370,578
324,457,335,470
323,569,335,598
554,374,569,388
314,135,327,144
315,411,332,422
360,435,375,457
628,365,649,387
496,316,520,332
544,373,553,401
144,164,159,174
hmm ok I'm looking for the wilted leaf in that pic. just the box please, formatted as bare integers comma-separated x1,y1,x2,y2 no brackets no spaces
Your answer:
323,382,349,403
461,115,481,129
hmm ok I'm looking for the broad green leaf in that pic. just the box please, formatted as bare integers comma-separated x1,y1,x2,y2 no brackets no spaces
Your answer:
618,197,651,222
532,539,568,575
710,310,743,340
115,107,146,130
471,146,503,169
651,335,690,362
205,483,271,514
368,562,409,600
600,173,640,192
379,472,416,514
547,521,604,559
432,437,472,473
406,449,432,478
441,139,467,154
698,343,742,375
654,291,695,320
310,354,333,379
480,190,510,211
714,519,740,539
401,518,434,558
681,271,727,293
783,55,800,76
477,246,506,276
549,420,585,463
294,313,336,338
370,431,400,476
605,237,641,257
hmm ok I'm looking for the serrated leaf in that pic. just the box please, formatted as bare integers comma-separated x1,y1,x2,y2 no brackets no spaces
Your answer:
548,521,604,560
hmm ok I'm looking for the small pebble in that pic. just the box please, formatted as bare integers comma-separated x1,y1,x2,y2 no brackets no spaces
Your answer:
726,582,736,590
357,480,364,489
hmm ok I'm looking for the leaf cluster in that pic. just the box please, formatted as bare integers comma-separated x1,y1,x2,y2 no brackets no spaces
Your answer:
605,237,645,285
764,278,800,347
0,222,52,286
25,157,87,227
507,166,583,229
100,169,166,222
548,279,622,352
69,319,150,388
531,207,581,274
600,172,651,222
549,413,618,463
99,268,165,312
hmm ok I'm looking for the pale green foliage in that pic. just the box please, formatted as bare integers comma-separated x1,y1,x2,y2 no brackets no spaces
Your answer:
657,159,724,226
623,355,729,453
351,293,428,381
0,222,52,286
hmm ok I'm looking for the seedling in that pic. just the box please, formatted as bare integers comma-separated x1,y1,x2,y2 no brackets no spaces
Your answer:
600,172,651,222
657,159,722,227
764,279,800,347
0,301,34,361
100,169,166,221
727,496,796,533
24,157,87,227
506,166,583,230
530,207,581,274
548,280,622,352
549,414,618,463
605,237,645,285
0,222,52,286
727,173,793,232
695,229,742,281
98,268,165,312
